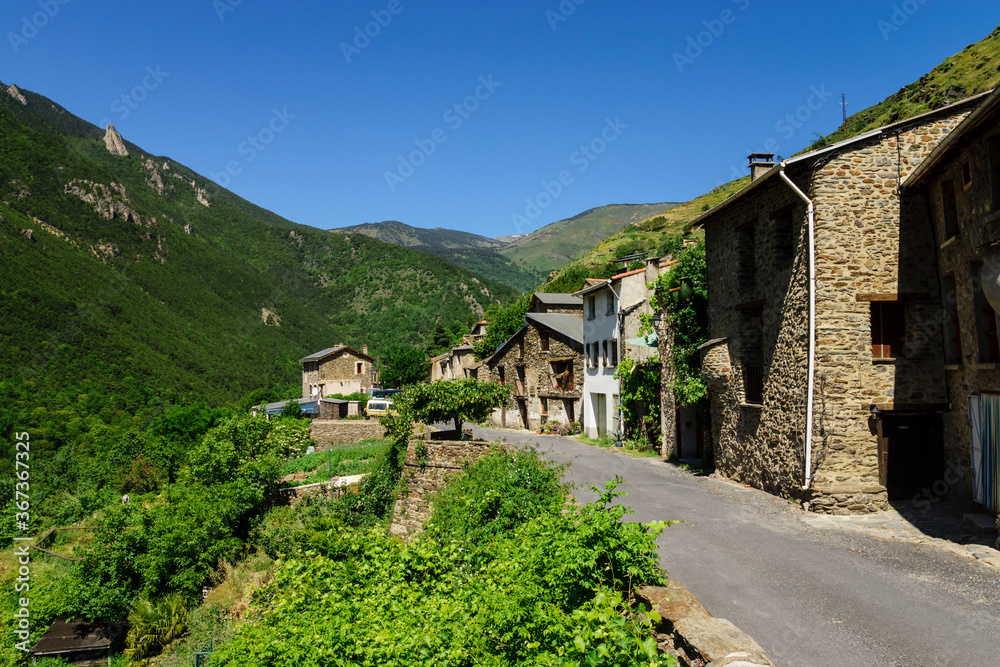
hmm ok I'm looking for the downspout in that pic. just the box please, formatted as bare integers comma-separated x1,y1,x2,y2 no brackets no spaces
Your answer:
779,163,816,490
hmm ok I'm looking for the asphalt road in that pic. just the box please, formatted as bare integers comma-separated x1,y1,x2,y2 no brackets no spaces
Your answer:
472,426,1000,667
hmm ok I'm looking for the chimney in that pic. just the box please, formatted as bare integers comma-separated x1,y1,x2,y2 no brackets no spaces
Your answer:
362,344,368,355
748,153,775,181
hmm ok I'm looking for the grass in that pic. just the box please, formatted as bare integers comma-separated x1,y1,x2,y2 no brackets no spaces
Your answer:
279,438,390,487
573,434,663,458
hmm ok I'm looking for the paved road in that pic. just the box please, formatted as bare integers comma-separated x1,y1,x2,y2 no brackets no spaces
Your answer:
473,427,1000,667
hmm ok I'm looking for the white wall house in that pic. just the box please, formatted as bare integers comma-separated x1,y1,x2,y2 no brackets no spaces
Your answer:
580,282,622,439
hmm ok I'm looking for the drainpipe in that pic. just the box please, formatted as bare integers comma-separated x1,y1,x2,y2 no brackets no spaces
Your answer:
779,163,816,490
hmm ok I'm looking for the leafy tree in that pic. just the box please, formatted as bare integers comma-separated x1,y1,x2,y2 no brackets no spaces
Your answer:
379,345,428,388
472,293,532,360
395,379,511,433
280,400,303,419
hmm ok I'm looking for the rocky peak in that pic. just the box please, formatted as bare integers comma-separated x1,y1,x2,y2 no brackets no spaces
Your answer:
103,124,129,157
7,85,27,106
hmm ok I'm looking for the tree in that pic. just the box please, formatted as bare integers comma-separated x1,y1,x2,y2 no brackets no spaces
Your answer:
472,293,532,361
395,379,511,433
380,345,429,388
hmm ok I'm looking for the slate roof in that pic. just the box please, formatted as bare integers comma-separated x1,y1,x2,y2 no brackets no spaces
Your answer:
299,345,374,363
532,292,583,306
526,312,584,344
31,617,123,656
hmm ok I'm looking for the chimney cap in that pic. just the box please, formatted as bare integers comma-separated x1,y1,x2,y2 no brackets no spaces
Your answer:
747,153,776,163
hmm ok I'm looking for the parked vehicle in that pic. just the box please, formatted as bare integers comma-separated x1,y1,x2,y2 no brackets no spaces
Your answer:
365,397,397,419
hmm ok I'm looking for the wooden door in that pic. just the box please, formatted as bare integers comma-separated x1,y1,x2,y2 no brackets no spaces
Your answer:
879,414,943,500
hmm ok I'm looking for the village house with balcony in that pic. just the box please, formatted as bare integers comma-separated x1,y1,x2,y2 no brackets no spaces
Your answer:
694,93,984,514
483,293,584,430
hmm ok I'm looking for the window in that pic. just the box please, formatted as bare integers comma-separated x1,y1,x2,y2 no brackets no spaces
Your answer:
602,340,608,366
356,362,364,375
740,308,764,404
770,206,794,265
973,270,1000,363
605,290,615,315
498,367,506,384
540,329,550,352
989,137,1000,211
518,338,524,357
962,157,972,189
588,295,596,320
943,277,962,364
941,180,959,239
870,302,905,359
589,343,597,368
541,397,548,415
737,223,756,289
610,340,618,367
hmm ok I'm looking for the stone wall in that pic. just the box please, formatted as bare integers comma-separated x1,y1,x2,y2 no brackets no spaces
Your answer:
310,419,385,449
389,440,504,539
702,100,976,513
278,475,365,506
485,320,583,431
913,111,1000,508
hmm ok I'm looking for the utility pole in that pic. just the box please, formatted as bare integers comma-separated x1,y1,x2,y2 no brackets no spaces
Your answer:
841,94,848,125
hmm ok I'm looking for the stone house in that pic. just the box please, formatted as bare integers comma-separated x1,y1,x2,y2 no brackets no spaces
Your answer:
901,86,1000,514
578,258,673,441
483,294,584,430
300,344,376,398
428,321,490,382
694,94,984,514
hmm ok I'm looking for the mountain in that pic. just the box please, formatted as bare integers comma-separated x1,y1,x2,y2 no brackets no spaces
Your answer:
0,81,516,443
330,220,544,291
331,220,507,250
544,23,1000,291
498,202,681,277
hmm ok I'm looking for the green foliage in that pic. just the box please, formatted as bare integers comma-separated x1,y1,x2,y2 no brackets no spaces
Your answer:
472,293,532,360
124,593,189,665
212,478,674,667
279,439,390,484
380,344,429,388
648,242,708,407
324,391,368,402
280,400,303,419
614,357,661,446
542,262,618,294
395,379,511,432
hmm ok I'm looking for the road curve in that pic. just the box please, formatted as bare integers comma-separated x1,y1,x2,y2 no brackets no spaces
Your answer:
473,427,1000,667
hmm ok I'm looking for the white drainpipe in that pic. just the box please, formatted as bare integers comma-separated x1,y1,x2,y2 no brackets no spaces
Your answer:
779,163,816,490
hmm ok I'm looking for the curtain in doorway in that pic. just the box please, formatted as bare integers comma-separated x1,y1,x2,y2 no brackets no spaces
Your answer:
969,396,984,505
978,394,1000,512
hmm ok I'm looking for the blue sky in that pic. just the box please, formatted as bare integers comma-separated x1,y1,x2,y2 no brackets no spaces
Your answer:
2,1,997,238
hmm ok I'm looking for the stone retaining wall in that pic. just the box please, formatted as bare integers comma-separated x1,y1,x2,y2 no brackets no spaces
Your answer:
277,474,365,506
309,419,385,449
389,440,505,539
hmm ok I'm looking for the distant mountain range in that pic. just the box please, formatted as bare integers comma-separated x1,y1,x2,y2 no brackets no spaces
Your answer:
333,202,681,290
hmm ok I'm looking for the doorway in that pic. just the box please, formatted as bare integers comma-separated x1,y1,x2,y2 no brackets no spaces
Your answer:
593,393,607,438
878,413,943,500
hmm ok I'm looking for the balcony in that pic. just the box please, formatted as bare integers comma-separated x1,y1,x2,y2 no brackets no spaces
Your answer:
549,375,575,392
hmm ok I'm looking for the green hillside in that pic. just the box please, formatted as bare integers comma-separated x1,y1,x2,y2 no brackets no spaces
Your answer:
331,220,544,291
499,202,680,277
0,82,514,486
811,24,1000,151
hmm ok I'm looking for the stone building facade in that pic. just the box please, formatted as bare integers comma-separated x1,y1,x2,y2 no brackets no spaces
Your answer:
483,297,584,431
696,95,982,514
300,345,376,398
902,87,1000,517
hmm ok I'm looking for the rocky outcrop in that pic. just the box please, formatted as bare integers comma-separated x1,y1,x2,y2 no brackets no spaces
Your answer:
64,180,147,226
261,307,281,327
143,159,174,197
195,186,210,207
103,124,129,156
8,179,30,199
7,85,27,105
